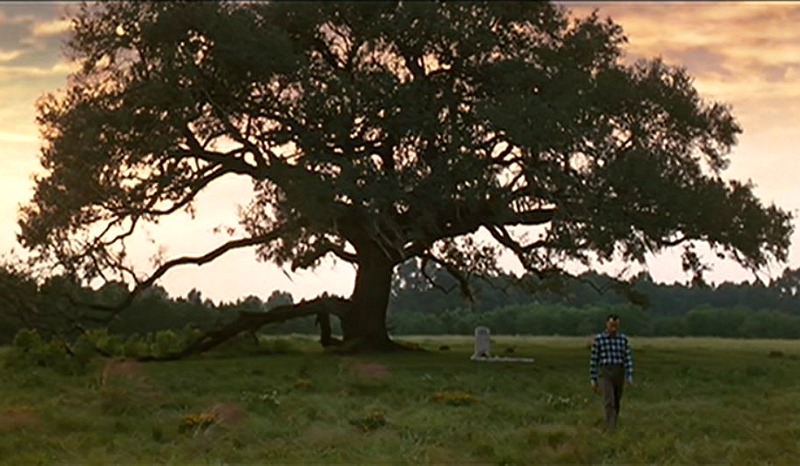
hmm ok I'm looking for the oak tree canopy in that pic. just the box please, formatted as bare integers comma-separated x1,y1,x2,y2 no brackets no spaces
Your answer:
19,1,792,351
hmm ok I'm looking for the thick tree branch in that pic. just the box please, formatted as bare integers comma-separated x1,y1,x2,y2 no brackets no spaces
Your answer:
503,207,558,226
660,234,689,247
419,253,473,301
133,229,282,296
120,165,229,217
138,296,352,361
181,127,259,177
77,228,285,322
485,224,547,274
418,256,458,295
291,240,358,271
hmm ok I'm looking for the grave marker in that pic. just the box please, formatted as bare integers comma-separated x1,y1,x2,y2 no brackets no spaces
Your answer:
470,326,535,363
472,326,491,359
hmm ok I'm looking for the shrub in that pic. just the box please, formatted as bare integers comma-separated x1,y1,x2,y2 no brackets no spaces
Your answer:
80,328,124,356
6,329,91,375
153,329,183,355
81,327,200,359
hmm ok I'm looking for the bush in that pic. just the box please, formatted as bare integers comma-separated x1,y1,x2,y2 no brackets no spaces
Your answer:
80,327,201,359
6,329,91,375
80,328,124,355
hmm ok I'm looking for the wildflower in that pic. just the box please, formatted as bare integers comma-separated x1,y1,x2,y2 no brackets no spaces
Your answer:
432,391,478,406
349,409,388,432
179,412,218,434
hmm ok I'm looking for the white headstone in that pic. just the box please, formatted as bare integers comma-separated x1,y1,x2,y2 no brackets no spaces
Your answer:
472,326,491,359
469,326,535,363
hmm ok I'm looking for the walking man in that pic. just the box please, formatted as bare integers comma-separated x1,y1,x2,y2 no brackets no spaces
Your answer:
590,314,633,431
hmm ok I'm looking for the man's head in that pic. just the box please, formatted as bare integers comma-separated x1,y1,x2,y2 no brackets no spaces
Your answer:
605,314,620,336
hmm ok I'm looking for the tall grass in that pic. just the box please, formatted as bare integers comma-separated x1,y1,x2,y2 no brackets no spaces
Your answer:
1,335,799,464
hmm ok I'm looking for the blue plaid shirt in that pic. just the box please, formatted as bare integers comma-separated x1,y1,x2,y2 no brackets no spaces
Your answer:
590,332,633,383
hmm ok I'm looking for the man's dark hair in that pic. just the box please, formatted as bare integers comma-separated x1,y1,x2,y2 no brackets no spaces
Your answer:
606,314,620,321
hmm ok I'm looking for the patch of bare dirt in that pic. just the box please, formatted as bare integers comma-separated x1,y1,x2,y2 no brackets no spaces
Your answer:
0,407,41,432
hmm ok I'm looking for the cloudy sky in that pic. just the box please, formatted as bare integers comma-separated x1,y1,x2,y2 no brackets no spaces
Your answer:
1,2,799,302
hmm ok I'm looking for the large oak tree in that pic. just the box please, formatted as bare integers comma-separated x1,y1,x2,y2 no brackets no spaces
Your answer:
19,1,792,351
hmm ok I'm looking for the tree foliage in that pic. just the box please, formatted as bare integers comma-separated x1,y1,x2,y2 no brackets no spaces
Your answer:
18,1,792,349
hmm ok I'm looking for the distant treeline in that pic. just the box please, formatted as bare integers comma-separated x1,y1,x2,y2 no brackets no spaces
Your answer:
386,262,800,338
389,304,800,339
4,261,800,342
0,272,314,344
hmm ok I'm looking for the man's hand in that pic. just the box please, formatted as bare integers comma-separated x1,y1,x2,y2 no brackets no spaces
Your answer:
591,381,599,393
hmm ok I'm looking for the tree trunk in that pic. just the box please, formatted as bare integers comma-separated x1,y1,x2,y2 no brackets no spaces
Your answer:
341,243,395,351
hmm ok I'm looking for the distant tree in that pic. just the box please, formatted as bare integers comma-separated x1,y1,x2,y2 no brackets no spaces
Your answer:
96,281,129,304
186,288,204,306
739,310,800,339
265,290,294,310
19,1,792,353
770,268,800,314
0,261,41,342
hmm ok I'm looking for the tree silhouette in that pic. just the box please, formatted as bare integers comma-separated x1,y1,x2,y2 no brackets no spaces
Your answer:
19,2,792,352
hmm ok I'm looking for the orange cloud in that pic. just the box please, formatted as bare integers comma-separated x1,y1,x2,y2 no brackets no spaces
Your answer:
565,2,800,133
0,49,23,63
0,61,75,81
32,19,71,37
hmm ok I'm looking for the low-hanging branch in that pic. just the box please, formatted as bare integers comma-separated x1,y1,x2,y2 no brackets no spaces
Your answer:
74,228,286,322
137,295,352,361
485,224,546,261
291,240,359,271
419,252,474,301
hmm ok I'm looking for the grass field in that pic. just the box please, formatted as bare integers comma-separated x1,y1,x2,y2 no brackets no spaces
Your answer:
1,335,799,464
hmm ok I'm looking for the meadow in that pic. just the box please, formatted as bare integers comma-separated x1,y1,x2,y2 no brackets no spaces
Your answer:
1,335,799,464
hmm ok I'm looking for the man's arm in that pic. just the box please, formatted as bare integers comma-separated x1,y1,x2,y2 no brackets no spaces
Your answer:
624,336,634,383
590,336,599,384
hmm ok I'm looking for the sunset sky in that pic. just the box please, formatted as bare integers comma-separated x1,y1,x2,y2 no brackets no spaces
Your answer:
1,2,799,302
